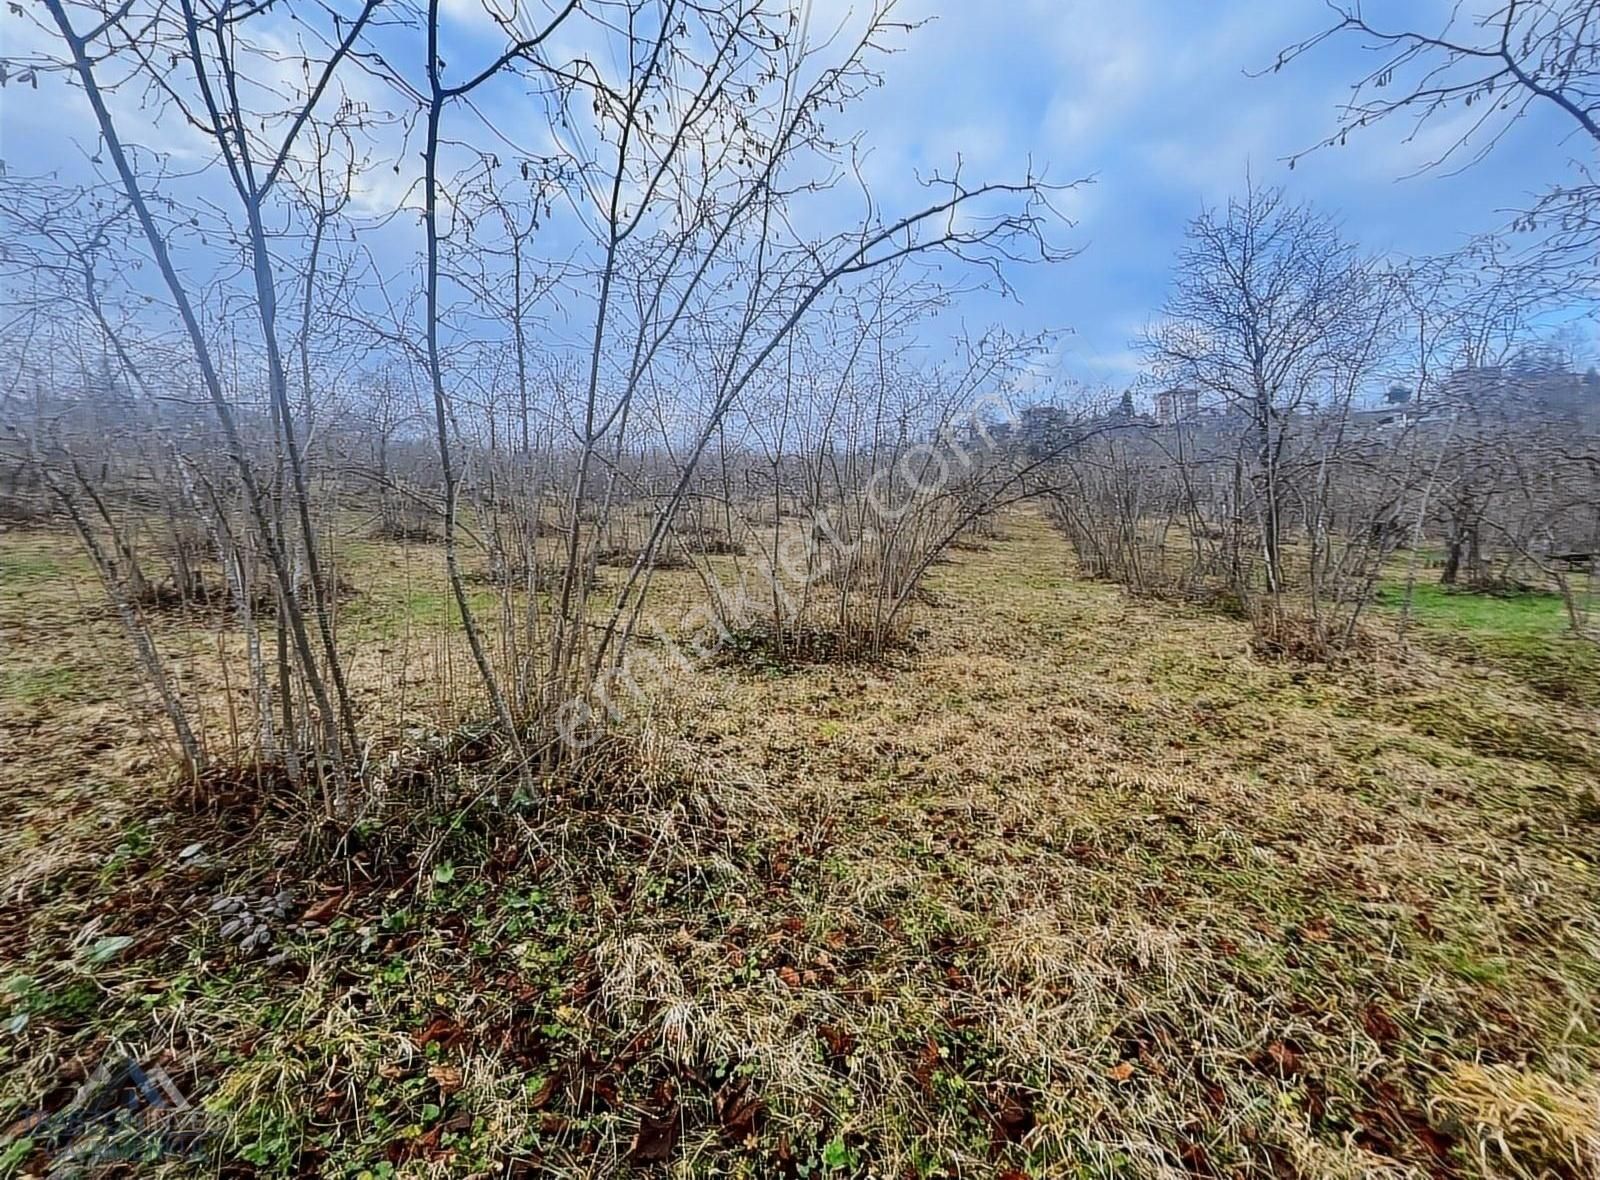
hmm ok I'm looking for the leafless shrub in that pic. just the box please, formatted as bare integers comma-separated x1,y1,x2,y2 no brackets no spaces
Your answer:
0,0,1073,803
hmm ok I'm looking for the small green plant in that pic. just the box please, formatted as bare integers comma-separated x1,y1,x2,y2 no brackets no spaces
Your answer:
821,1136,857,1171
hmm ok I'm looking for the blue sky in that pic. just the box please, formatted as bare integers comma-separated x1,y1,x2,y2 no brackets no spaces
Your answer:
1,0,1587,392
817,0,1585,386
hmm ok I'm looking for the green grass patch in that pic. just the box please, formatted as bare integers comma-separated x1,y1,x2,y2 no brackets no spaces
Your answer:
1,550,62,583
1377,581,1572,638
1377,581,1600,707
1,664,83,708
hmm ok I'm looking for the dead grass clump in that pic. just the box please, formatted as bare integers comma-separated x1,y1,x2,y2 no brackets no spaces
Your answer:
1248,604,1379,663
690,536,746,557
718,615,911,668
1431,1062,1600,1178
126,570,359,618
594,544,690,571
188,757,307,819
131,573,238,613
463,561,536,587
0,718,759,1162
1064,544,1253,619
674,526,747,556
369,520,441,543
1172,580,1250,618
195,727,772,1174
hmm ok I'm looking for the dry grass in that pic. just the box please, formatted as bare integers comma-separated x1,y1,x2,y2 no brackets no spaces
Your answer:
1430,1063,1600,1178
1247,603,1383,663
2,511,1598,1177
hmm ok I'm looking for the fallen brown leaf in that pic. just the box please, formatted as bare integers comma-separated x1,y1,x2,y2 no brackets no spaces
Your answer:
1362,1003,1401,1045
1261,1040,1301,1076
990,1086,1035,1143
714,1080,766,1143
526,1068,562,1110
413,1016,465,1049
301,892,345,924
818,1024,856,1065
628,1106,680,1164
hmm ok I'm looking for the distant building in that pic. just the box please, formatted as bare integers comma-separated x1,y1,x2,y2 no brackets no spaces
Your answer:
1349,406,1419,432
1154,387,1199,425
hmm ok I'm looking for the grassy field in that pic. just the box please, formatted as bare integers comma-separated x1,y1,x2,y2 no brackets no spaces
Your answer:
2,513,1598,1178
1373,579,1600,711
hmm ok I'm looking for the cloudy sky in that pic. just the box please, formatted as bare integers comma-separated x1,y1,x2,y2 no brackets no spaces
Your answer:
816,0,1582,386
1,0,1585,390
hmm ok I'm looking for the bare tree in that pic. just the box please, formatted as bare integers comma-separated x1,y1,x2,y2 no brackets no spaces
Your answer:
1142,183,1379,598
1274,0,1600,301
